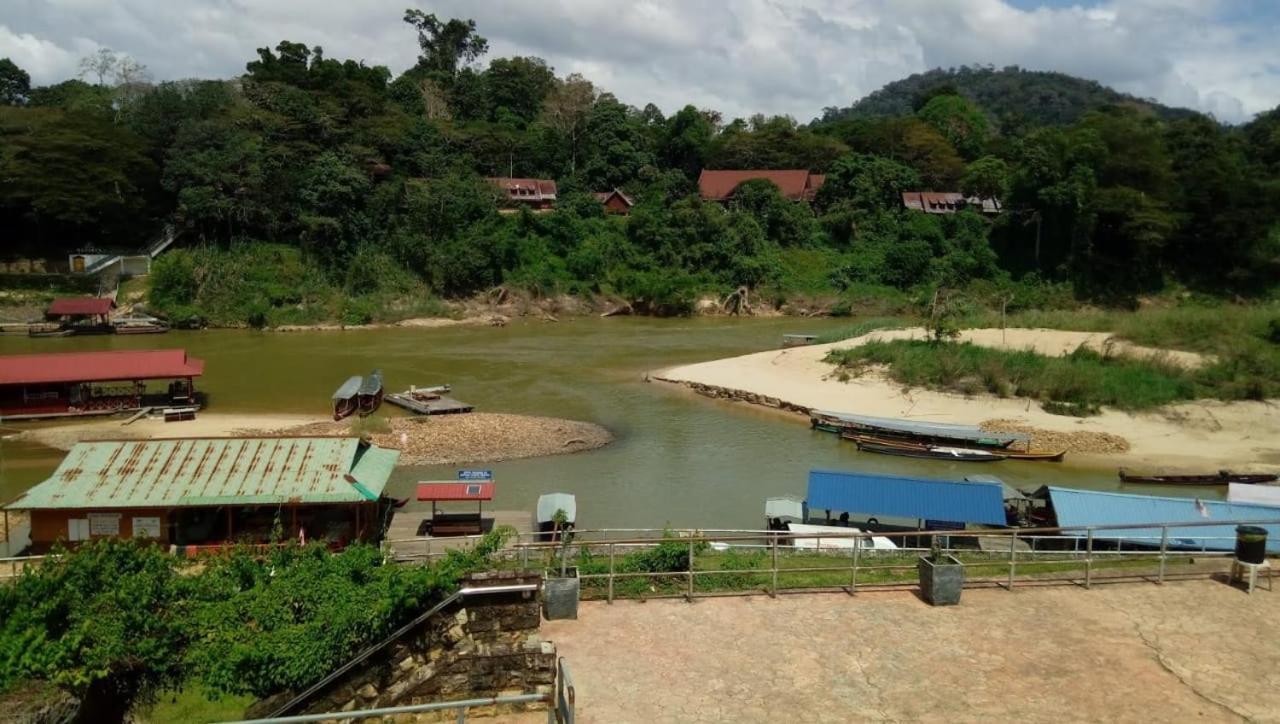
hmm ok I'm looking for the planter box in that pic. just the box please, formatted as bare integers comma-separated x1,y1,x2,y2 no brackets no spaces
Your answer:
542,567,580,620
918,555,965,606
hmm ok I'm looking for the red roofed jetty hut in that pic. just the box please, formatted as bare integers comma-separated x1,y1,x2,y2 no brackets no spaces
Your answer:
0,348,204,420
31,297,117,337
417,481,496,537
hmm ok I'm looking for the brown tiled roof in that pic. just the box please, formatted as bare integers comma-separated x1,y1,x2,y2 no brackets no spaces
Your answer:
698,170,821,201
593,189,634,206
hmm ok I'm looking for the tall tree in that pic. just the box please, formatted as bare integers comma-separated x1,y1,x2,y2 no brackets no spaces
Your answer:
541,73,596,173
78,48,119,86
403,10,488,77
0,58,31,105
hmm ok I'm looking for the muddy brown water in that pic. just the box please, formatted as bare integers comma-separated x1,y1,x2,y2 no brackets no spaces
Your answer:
0,318,1208,530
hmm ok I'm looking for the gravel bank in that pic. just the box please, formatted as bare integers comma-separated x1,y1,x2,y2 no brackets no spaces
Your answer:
278,413,613,465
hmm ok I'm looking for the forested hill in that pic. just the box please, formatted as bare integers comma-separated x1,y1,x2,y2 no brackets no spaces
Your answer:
817,66,1196,128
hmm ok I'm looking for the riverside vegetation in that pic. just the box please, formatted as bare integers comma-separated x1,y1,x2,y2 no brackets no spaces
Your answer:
2,13,1279,326
823,304,1280,415
0,532,509,723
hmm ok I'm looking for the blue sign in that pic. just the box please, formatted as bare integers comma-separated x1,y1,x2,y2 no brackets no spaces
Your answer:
924,520,966,531
458,470,493,481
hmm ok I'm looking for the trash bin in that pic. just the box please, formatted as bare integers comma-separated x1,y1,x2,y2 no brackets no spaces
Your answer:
1235,525,1268,564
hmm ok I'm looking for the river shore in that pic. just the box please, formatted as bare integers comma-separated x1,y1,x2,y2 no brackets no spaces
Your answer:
656,327,1280,472
12,412,613,465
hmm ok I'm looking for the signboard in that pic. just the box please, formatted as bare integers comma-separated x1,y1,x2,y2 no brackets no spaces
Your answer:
924,520,966,532
132,517,161,539
457,470,493,481
87,513,121,536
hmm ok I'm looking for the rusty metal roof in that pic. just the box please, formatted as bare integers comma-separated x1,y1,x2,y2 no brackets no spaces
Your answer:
5,437,399,510
698,169,821,201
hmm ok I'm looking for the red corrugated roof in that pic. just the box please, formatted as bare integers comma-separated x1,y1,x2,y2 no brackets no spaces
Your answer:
0,349,205,385
697,170,819,201
418,481,495,501
47,297,115,316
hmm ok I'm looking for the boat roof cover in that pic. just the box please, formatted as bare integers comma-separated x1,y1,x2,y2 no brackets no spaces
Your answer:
332,376,363,400
417,481,495,502
47,297,115,316
6,437,399,510
0,349,204,386
1047,487,1280,552
537,493,577,523
765,496,806,521
807,469,1007,526
358,370,383,396
1227,483,1280,508
787,523,898,550
964,475,1026,501
811,411,1029,443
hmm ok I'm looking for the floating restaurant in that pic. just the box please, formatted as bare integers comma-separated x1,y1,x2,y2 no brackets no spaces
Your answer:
3,436,400,553
0,348,204,420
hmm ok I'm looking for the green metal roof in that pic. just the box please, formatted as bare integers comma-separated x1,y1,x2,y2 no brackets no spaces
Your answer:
6,437,400,510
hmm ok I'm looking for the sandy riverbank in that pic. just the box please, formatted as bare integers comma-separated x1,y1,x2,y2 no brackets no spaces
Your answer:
12,411,613,466
657,327,1280,471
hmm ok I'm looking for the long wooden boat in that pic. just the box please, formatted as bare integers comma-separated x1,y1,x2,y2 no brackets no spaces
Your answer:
113,316,170,334
332,375,362,421
1118,469,1278,486
27,325,75,338
357,369,384,416
854,440,1008,462
811,410,1027,448
843,432,1066,462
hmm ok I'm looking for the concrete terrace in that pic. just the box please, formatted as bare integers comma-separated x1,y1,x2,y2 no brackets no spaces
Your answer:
542,579,1280,723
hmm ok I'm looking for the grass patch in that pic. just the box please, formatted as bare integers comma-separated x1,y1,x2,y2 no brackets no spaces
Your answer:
134,683,251,724
826,340,1204,411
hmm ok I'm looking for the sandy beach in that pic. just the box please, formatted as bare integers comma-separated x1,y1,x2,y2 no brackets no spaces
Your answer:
657,327,1280,472
12,411,613,466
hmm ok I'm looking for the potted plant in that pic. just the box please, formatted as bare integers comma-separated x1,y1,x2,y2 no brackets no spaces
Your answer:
917,536,965,606
542,509,580,620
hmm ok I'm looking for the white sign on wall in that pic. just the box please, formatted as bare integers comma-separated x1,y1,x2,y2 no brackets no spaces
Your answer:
87,513,120,536
132,517,161,539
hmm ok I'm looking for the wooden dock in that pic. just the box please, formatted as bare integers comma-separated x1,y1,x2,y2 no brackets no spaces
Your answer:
384,509,533,560
384,392,474,416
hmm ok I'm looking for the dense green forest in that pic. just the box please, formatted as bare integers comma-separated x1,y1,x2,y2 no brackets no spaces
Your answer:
1,12,1277,324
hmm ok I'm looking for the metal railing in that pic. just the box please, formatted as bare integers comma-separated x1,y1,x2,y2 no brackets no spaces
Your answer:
387,518,1278,601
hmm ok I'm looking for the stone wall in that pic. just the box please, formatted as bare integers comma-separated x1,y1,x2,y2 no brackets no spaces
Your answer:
654,377,814,416
251,571,554,720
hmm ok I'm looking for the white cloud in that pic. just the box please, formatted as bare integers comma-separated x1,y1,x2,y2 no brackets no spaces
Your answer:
0,0,1275,123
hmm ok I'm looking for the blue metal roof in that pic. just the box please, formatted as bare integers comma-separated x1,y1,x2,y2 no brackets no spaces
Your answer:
1048,487,1280,552
807,469,1007,526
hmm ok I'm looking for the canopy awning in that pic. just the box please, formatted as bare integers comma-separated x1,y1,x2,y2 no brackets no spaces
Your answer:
0,349,204,386
536,493,577,524
807,469,1007,526
417,482,495,502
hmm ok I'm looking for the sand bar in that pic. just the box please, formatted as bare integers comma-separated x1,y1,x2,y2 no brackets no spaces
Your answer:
657,327,1280,472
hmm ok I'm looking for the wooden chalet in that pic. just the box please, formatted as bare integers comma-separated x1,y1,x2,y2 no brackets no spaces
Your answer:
593,188,634,215
486,177,558,210
698,170,826,203
902,191,1002,215
3,436,400,554
0,349,204,420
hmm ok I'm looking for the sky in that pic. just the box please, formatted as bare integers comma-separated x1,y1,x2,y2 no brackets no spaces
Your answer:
1,0,1278,124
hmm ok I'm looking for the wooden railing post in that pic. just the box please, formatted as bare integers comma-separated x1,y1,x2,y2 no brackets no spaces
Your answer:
607,543,615,604
1158,525,1168,584
770,532,779,598
849,533,860,596
1007,530,1018,590
686,538,695,601
1085,529,1094,589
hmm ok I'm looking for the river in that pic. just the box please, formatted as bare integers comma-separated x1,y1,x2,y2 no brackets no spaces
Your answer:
0,318,1160,530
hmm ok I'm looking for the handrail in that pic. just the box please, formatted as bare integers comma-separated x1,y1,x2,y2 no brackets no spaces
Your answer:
229,693,550,724
265,590,463,718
